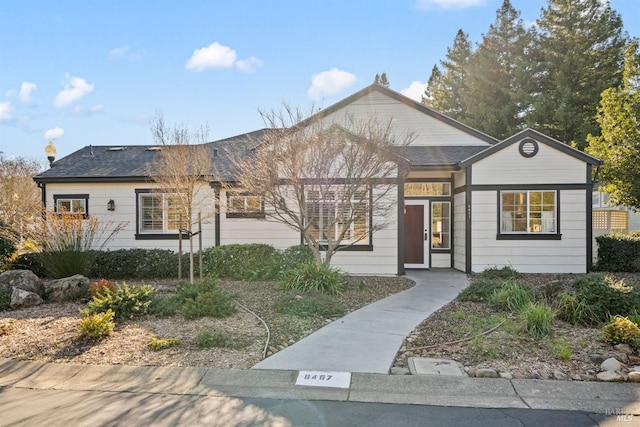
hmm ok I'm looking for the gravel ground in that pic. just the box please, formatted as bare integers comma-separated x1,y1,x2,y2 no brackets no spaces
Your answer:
0,276,414,369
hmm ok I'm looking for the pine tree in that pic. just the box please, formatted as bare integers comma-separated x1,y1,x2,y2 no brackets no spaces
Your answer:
422,29,472,122
528,0,627,149
374,72,390,87
586,42,640,209
463,0,532,139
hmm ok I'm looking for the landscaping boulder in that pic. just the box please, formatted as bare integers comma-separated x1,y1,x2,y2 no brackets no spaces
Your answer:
601,357,623,372
44,274,91,302
596,371,624,382
10,288,43,309
0,270,44,297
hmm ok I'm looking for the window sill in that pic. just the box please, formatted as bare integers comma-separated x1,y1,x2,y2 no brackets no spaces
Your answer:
225,213,266,219
496,234,562,241
135,233,189,240
316,244,374,252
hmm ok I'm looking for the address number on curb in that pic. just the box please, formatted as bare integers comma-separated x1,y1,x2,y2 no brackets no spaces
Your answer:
295,371,351,388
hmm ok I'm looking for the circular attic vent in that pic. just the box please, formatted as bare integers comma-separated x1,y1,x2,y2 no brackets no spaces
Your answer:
519,138,539,158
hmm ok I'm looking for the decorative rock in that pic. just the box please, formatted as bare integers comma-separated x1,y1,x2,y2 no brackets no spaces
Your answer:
614,352,629,364
10,288,43,309
499,372,513,380
571,374,583,381
580,373,597,382
601,357,623,372
390,367,410,375
596,371,624,382
589,353,605,364
475,368,499,378
0,270,44,297
628,372,640,383
628,356,640,365
44,275,90,302
512,372,528,379
526,373,541,380
613,344,633,355
467,367,477,377
553,370,569,380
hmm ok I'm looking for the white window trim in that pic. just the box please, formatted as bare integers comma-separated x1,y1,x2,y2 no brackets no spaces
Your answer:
138,193,182,234
500,190,557,234
306,188,370,245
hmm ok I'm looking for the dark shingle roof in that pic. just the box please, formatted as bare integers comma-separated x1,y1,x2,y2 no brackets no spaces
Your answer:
34,129,270,183
400,145,490,167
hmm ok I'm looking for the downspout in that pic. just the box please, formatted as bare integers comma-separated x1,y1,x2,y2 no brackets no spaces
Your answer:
211,182,221,247
36,181,46,212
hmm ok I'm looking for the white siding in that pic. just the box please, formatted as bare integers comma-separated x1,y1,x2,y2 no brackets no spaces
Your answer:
320,91,491,147
472,140,586,185
470,190,587,273
431,253,450,268
453,192,466,271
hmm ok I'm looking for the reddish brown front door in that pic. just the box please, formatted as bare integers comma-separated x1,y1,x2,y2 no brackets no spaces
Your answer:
404,204,424,265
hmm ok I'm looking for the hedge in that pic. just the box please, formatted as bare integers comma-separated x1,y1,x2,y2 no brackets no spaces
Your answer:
596,232,640,272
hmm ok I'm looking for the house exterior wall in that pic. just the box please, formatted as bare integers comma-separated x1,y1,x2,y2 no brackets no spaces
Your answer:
453,192,466,272
319,91,492,147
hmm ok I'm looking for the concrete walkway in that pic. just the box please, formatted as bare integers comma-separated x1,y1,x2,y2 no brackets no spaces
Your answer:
252,269,468,374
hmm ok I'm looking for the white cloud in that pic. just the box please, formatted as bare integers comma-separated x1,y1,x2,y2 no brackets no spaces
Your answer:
235,56,263,73
53,74,94,108
72,104,105,116
44,126,64,140
109,45,141,62
0,101,13,122
90,104,105,114
417,0,486,10
19,82,37,104
308,68,357,100
186,42,237,72
400,81,428,102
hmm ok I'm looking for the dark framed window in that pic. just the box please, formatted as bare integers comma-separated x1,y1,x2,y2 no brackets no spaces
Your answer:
431,201,451,249
53,194,89,217
499,190,560,240
135,189,187,239
226,192,265,218
305,187,369,245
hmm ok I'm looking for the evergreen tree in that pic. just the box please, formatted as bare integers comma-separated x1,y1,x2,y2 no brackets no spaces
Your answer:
586,41,640,209
422,29,472,122
528,0,627,149
464,0,532,139
374,72,390,87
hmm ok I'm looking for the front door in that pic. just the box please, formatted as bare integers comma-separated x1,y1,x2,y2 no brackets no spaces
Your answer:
404,200,429,269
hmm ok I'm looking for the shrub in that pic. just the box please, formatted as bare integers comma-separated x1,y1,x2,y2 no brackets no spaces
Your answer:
571,274,640,325
9,252,47,277
458,278,504,302
477,266,520,281
522,302,554,338
0,290,11,311
148,294,181,317
274,292,346,318
92,249,179,279
202,244,281,280
628,310,640,326
278,262,345,295
596,233,640,272
536,281,570,305
88,279,116,298
196,328,233,348
554,339,572,360
149,337,180,351
277,245,315,274
489,280,534,312
175,277,237,319
0,224,16,260
553,292,593,326
84,282,155,320
78,309,115,340
602,316,640,349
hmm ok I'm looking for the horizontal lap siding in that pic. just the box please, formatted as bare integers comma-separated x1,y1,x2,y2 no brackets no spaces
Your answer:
471,190,586,273
321,92,491,147
453,192,466,272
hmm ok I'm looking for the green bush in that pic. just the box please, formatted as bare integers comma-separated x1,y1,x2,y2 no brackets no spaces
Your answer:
554,339,572,360
278,262,345,295
522,302,554,338
628,310,640,326
553,292,593,326
602,315,640,349
477,266,520,281
489,280,534,312
274,292,346,318
92,249,179,279
78,309,115,340
0,290,11,311
84,282,155,320
9,253,47,277
571,274,640,325
148,294,181,317
0,222,16,260
196,328,233,348
149,337,180,351
277,245,315,274
38,250,97,279
596,233,640,272
458,278,504,302
202,244,281,280
175,277,237,319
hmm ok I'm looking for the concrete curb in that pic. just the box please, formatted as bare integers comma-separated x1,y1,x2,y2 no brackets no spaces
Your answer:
1,359,638,415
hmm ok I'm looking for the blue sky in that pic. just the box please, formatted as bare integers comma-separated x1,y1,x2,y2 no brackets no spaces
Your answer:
1,0,638,162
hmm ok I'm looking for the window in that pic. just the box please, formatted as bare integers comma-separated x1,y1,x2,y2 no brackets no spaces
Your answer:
431,202,450,249
138,193,184,233
54,194,88,216
226,193,264,218
404,182,451,197
306,188,369,244
501,191,556,234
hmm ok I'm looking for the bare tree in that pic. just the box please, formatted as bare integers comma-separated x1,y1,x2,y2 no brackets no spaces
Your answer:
232,105,414,266
0,155,43,245
149,114,214,282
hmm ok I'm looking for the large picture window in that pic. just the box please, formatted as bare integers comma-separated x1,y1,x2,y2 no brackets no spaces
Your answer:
501,191,556,234
306,188,369,244
138,193,184,234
